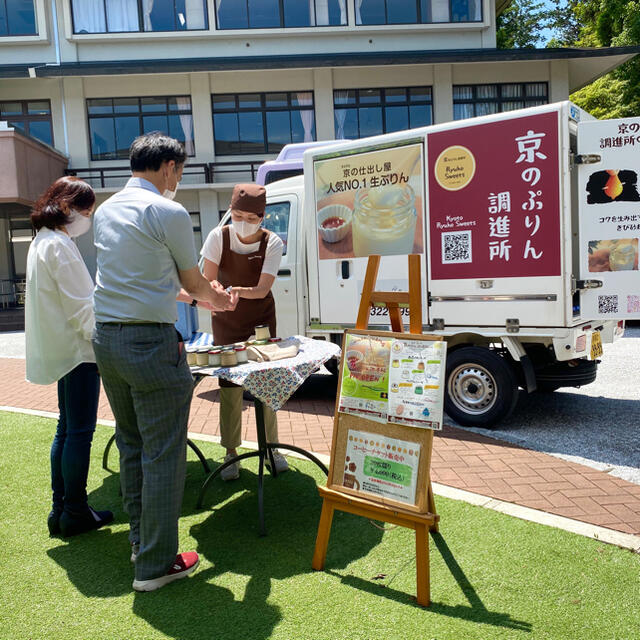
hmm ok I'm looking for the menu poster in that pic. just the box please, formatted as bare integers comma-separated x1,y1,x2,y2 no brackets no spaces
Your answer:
338,334,392,424
338,334,446,430
578,117,640,319
388,338,446,430
343,430,420,506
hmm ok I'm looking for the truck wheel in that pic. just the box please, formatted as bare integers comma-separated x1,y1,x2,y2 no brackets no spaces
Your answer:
445,346,518,428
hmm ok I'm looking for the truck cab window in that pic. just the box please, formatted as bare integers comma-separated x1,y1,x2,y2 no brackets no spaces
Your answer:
263,202,290,256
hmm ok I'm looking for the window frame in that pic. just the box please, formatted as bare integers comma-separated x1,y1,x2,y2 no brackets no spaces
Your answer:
355,0,483,25
190,211,202,251
214,0,348,30
70,0,209,35
212,91,316,156
333,86,433,139
452,82,549,120
86,95,195,161
0,0,38,37
0,99,53,146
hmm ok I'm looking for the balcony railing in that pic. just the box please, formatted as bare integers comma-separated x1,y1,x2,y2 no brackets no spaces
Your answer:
66,160,264,189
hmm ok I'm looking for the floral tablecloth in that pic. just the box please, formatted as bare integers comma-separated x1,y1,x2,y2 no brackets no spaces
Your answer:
189,335,341,411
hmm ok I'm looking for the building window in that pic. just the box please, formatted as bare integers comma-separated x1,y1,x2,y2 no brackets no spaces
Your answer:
355,0,481,24
71,0,208,34
0,0,36,36
87,96,194,161
0,100,53,146
334,87,432,139
215,0,347,29
190,212,202,250
453,83,549,120
212,92,315,155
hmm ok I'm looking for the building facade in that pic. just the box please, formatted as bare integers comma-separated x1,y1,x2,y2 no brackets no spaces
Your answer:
0,0,638,320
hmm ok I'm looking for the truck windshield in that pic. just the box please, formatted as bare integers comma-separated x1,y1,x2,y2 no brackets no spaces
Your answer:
223,201,291,255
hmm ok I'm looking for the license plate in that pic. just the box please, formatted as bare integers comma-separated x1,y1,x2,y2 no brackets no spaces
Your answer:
590,331,603,359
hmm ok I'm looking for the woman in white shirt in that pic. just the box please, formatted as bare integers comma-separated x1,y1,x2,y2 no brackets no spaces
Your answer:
201,183,288,481
26,176,113,538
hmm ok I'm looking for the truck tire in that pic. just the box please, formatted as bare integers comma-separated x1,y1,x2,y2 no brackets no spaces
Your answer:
445,346,518,428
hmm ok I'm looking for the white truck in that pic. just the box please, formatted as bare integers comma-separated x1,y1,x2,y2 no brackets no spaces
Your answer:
220,102,637,428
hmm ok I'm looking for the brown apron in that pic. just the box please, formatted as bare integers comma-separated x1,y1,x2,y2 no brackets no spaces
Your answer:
211,225,277,347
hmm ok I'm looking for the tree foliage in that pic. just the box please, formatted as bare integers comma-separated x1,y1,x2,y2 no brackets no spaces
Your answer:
548,0,640,117
496,0,550,48
497,0,640,116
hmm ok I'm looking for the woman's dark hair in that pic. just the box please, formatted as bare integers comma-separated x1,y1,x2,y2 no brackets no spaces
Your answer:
129,132,187,172
31,176,96,231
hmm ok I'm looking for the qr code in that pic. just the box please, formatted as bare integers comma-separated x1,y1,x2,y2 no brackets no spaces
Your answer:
442,230,472,264
628,295,640,313
598,295,618,314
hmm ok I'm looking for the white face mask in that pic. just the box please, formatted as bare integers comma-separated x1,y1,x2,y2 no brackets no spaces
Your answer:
232,218,261,238
163,164,179,200
66,210,92,238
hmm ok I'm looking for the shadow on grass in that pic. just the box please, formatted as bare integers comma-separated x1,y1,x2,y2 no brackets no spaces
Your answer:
324,532,531,632
131,566,281,640
191,466,384,576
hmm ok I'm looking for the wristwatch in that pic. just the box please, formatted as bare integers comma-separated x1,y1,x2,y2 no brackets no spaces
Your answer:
190,299,198,307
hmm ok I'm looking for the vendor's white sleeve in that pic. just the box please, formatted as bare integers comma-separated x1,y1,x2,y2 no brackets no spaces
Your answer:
200,227,222,265
262,233,284,276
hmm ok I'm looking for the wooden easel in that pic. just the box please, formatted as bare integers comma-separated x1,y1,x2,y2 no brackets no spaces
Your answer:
312,254,440,607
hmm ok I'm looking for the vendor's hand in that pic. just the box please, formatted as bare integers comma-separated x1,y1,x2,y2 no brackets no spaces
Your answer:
228,289,240,311
208,283,234,311
211,279,226,294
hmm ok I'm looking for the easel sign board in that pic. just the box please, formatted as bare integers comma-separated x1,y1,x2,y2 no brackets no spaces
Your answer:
328,329,447,514
338,330,446,430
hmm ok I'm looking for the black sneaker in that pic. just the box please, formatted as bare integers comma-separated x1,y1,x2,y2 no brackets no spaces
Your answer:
59,507,114,538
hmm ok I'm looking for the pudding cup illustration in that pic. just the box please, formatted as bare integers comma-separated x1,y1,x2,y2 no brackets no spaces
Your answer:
318,205,352,244
609,241,637,271
345,338,389,383
352,184,417,257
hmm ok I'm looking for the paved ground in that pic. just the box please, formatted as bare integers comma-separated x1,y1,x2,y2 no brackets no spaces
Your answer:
1,355,639,537
456,325,640,485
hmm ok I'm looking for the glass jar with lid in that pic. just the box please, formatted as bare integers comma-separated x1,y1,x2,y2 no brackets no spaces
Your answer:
351,184,417,257
234,345,248,364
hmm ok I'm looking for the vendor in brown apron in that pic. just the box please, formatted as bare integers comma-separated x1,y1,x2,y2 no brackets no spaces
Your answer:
201,183,288,481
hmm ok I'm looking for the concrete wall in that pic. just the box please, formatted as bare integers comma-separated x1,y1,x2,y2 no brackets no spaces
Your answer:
0,130,67,205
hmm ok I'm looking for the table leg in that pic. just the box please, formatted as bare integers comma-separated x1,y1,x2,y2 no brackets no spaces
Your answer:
102,433,116,471
187,439,211,474
257,446,266,537
196,450,260,508
267,443,329,475
254,399,277,478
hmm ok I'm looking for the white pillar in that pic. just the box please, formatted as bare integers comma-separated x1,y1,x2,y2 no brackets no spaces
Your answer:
314,68,335,141
433,64,453,124
63,77,89,166
190,72,215,163
549,60,570,103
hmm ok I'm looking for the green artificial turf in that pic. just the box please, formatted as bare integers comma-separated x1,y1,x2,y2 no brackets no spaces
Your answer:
0,410,638,640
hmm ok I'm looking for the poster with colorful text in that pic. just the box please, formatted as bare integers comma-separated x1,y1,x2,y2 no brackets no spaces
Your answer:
578,117,640,319
338,334,446,430
343,430,420,505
